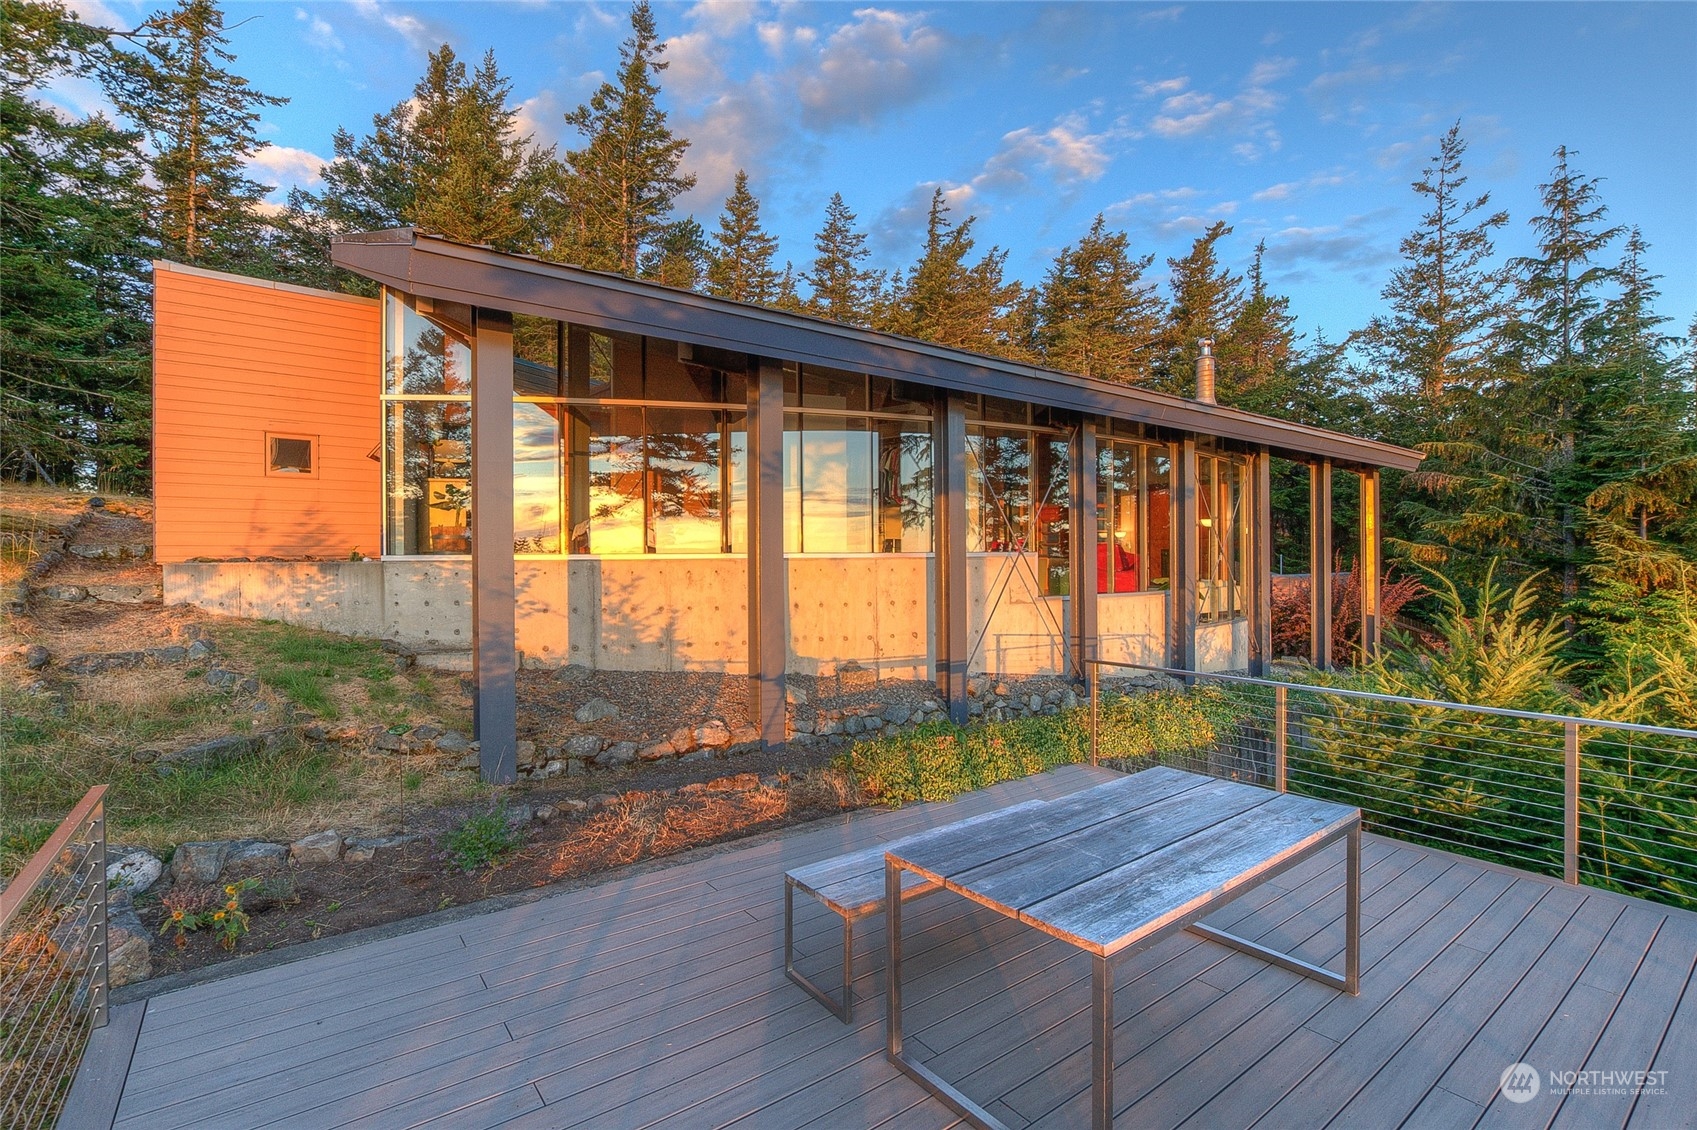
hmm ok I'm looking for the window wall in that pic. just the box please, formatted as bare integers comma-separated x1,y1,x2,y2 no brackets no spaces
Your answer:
1197,450,1247,620
1096,438,1172,594
383,295,474,555
965,395,1071,596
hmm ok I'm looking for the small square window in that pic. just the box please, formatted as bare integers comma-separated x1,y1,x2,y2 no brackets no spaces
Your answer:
267,433,316,476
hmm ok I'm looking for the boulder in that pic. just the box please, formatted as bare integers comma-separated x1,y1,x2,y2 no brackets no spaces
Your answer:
435,730,470,756
288,829,343,865
1029,694,1045,713
24,644,50,670
557,663,592,684
599,741,639,766
106,850,163,894
635,740,674,762
882,704,913,726
535,804,559,823
784,683,808,705
669,726,697,754
145,646,188,663
185,639,215,662
170,841,232,884
222,841,288,877
573,697,620,724
41,585,88,602
343,834,421,864
86,583,157,604
705,772,762,792
564,734,604,759
515,740,537,768
107,897,151,987
411,723,443,742
694,720,732,749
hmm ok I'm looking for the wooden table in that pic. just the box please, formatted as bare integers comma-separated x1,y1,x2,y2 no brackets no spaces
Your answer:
884,766,1361,1130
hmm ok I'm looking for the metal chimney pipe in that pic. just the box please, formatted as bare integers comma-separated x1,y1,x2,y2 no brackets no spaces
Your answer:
1195,337,1217,405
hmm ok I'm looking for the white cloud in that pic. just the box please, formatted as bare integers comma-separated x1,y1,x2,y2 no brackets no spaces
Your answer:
968,113,1128,197
295,8,344,53
1137,6,1184,24
1138,76,1188,98
795,8,951,130
1146,57,1293,160
350,0,448,55
247,145,329,198
65,0,132,30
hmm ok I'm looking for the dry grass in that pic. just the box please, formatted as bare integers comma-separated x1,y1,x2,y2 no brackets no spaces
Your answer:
550,785,792,877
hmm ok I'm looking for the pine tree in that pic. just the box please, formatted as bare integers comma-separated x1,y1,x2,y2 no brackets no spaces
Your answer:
1157,221,1243,396
638,216,708,290
704,170,780,304
2,0,151,487
557,0,693,275
1033,214,1162,382
1218,241,1298,413
103,0,284,267
804,192,877,326
282,44,555,289
771,262,805,314
886,188,1024,358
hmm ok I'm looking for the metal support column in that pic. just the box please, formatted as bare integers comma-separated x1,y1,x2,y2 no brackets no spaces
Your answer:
1250,448,1273,675
1070,420,1099,686
747,358,787,747
1175,437,1199,672
1359,468,1382,660
472,308,517,784
935,393,970,723
1310,459,1333,670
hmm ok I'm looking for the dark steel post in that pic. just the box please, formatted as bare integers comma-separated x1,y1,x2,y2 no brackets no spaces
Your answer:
1310,459,1333,670
747,359,788,747
92,797,108,1028
886,860,904,1058
935,393,970,723
472,308,517,783
1565,720,1580,883
1274,684,1288,792
1092,953,1115,1130
1345,820,1361,994
1071,420,1099,687
1251,449,1273,675
1175,438,1199,673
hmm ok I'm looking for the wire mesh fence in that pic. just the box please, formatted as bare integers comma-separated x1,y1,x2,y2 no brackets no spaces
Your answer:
1,786,109,1130
1088,663,1697,911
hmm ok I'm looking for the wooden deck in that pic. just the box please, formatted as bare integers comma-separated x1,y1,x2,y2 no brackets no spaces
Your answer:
83,765,1697,1129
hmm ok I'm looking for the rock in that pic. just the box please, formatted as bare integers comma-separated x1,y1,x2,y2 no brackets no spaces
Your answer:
557,663,592,684
157,729,296,773
559,799,589,815
1029,694,1045,713
107,901,151,987
504,804,535,829
185,639,215,662
106,850,163,894
791,720,815,735
1062,689,1079,709
24,644,50,670
564,734,604,759
599,741,638,766
86,583,156,604
573,697,620,724
41,584,88,602
288,829,343,865
784,683,808,705
222,841,288,876
587,793,619,811
170,841,232,885
238,677,261,695
695,720,732,749
968,700,984,717
343,834,420,864
205,667,241,689
515,740,538,768
705,772,762,792
144,646,188,663
730,723,761,746
536,804,559,823
542,759,566,777
374,729,406,752
411,723,443,742
817,719,840,736
993,682,1010,697
678,782,707,795
843,715,864,735
66,651,145,675
882,704,913,726
862,715,884,731
435,730,470,755
669,726,697,754
635,740,674,762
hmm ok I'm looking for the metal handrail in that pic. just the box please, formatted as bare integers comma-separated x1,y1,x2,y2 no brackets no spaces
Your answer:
1084,661,1697,893
0,785,108,931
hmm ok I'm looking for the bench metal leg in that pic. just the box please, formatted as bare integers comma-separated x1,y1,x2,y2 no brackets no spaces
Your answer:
784,877,855,1023
1092,953,1114,1130
1185,820,1363,995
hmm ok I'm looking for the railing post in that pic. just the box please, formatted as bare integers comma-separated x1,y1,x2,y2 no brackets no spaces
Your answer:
92,794,108,1028
1274,685,1288,793
1564,720,1580,884
1090,662,1099,767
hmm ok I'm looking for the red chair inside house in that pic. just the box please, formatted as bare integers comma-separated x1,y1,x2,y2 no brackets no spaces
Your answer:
1097,540,1139,593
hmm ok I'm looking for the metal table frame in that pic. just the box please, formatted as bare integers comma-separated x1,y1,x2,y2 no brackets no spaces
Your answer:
883,789,1361,1130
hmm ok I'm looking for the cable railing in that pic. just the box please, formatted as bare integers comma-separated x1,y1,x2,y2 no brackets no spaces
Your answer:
1086,662,1697,910
1,786,109,1130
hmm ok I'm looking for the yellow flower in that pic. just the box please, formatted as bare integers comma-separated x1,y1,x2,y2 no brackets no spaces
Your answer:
224,884,237,896
171,910,184,922
213,911,226,921
226,900,239,910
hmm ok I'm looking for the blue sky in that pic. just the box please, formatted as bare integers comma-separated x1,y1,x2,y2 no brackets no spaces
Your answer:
61,1,1697,343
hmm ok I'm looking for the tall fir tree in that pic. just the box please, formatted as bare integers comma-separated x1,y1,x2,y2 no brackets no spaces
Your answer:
1156,221,1242,396
1033,214,1162,382
771,262,805,314
103,0,284,268
886,188,1025,359
804,192,877,326
1218,241,1298,414
556,0,693,275
281,44,554,290
704,170,780,304
2,0,152,487
638,216,708,290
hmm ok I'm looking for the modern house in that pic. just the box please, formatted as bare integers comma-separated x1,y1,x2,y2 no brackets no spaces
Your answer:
152,230,1421,780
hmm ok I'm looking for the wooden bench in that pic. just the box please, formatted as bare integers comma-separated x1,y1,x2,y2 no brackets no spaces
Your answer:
782,797,1050,1023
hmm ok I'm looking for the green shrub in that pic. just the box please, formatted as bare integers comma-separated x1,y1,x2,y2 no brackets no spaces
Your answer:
442,806,521,872
838,710,1093,807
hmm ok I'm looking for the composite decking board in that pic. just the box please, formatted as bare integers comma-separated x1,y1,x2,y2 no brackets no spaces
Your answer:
1399,1085,1486,1130
1171,1023,1341,1130
1010,833,1481,1128
1559,919,1697,1130
1319,881,1589,1127
1634,939,1697,1129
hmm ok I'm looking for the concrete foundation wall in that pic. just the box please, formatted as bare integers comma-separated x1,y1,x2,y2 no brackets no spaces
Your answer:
1196,619,1249,673
516,558,747,672
967,554,1069,676
786,556,932,679
1098,592,1168,669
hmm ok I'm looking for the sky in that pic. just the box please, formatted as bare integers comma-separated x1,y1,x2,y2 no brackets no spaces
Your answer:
56,1,1697,344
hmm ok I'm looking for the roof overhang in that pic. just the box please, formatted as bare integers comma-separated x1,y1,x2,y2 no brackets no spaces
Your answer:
332,228,1422,472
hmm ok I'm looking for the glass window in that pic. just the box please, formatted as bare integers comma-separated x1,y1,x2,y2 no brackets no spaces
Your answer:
513,403,562,553
645,337,722,402
968,428,1031,552
1195,452,1247,620
1097,442,1142,593
1036,437,1070,596
782,419,802,554
1146,448,1172,589
727,414,748,554
875,420,932,551
801,366,868,411
647,408,725,552
981,395,1029,425
385,294,470,396
799,415,874,552
869,376,931,415
267,434,314,476
579,405,646,555
384,401,471,555
513,314,559,374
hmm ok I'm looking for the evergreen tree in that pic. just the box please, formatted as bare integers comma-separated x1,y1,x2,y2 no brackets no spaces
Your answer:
1033,214,1162,382
104,0,284,267
771,262,805,314
1156,220,1242,396
704,170,780,304
803,192,877,326
282,44,555,289
1,0,151,487
638,216,708,290
886,188,1024,358
556,0,693,275
1218,241,1298,413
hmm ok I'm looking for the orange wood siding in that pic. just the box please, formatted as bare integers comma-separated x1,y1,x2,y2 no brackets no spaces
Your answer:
153,262,381,562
